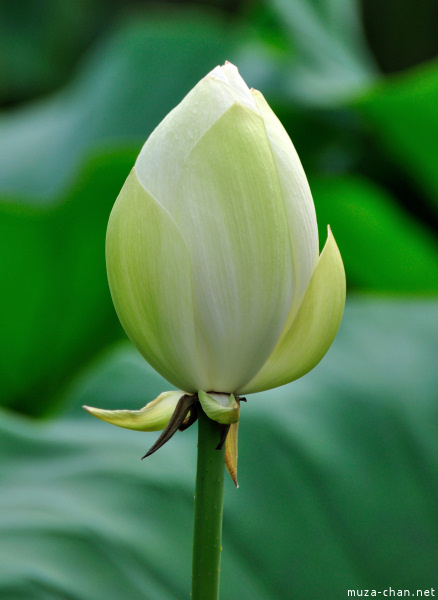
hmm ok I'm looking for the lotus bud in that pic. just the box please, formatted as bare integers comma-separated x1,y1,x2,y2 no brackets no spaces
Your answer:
84,62,346,482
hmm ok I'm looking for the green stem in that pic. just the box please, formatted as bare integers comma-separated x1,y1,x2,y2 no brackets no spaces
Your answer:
191,408,225,600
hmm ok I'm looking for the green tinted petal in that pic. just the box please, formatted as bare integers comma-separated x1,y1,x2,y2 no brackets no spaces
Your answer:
198,391,240,425
240,228,346,394
106,170,207,392
83,391,186,432
175,103,294,392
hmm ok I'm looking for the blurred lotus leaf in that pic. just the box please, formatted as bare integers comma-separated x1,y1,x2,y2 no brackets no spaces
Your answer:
1,299,437,599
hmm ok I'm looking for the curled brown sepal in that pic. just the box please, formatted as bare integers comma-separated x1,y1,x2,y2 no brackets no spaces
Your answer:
179,401,199,432
142,393,198,459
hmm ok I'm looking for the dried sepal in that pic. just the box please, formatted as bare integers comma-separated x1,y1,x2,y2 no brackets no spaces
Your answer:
225,421,239,488
142,394,198,458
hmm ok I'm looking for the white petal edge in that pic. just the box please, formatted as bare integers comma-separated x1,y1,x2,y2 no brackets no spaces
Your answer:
238,227,346,394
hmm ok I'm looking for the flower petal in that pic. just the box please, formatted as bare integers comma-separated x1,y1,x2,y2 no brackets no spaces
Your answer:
251,89,319,317
174,102,294,392
83,391,186,431
239,228,346,394
106,170,208,392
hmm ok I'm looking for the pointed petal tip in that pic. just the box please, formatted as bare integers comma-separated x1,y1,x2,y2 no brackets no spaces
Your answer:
82,391,187,432
326,224,335,240
82,405,102,417
205,61,239,82
224,60,237,70
227,475,239,488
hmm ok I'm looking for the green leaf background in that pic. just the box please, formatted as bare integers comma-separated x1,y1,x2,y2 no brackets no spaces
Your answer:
1,1,437,598
2,299,437,599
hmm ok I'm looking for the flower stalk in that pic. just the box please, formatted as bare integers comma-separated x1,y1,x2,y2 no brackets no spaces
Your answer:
191,408,225,600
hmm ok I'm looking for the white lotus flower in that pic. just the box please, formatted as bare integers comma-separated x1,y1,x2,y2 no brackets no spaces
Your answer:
84,62,346,483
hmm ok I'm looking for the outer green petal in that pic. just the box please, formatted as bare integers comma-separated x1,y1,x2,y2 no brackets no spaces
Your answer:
239,228,346,394
198,391,240,425
174,103,294,392
251,89,319,317
106,170,208,392
83,391,186,432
